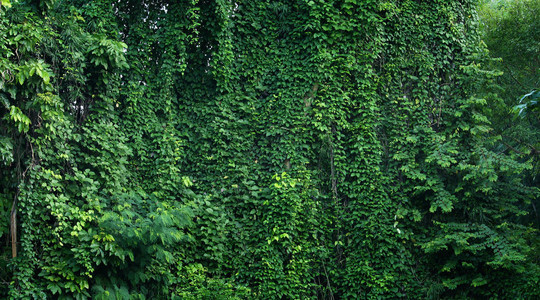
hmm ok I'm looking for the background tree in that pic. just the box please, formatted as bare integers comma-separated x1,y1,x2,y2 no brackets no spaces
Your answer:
478,0,539,215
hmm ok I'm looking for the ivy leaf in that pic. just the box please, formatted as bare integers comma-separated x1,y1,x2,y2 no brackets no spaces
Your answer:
1,0,11,9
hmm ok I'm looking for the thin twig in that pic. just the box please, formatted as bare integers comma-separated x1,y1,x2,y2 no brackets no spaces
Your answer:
503,64,525,89
502,141,526,156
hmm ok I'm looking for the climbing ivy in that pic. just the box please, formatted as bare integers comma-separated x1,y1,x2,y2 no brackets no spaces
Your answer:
1,0,537,299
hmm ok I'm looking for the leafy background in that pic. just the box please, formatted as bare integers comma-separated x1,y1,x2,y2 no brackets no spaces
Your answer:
0,0,538,299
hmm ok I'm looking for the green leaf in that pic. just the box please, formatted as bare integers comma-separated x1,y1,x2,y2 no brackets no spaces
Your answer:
1,0,11,9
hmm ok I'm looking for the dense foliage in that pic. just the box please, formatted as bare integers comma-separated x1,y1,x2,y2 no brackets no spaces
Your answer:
1,0,538,299
479,0,539,224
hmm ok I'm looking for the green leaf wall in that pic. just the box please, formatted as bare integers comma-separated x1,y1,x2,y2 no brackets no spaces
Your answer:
0,0,538,299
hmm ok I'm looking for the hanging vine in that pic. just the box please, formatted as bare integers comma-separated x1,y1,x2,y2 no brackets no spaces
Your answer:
0,0,537,299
